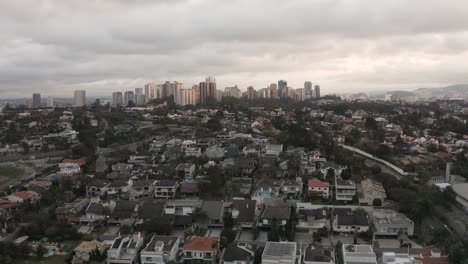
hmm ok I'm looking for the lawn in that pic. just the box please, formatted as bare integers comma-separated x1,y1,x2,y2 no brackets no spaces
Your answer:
18,255,66,264
0,164,24,189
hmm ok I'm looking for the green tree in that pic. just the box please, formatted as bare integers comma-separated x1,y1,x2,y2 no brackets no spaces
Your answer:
36,244,46,259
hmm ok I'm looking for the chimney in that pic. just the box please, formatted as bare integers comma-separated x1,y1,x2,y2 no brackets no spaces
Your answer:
446,162,452,183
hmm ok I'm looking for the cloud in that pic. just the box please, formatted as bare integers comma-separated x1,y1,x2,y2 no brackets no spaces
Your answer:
1,0,468,97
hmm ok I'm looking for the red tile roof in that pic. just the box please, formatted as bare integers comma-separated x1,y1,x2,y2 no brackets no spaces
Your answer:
10,190,39,200
415,247,449,264
184,237,217,252
308,179,330,188
63,157,88,165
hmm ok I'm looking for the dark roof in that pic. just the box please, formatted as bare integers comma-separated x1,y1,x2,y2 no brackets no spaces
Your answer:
87,202,105,215
261,206,291,220
231,200,256,223
87,179,107,188
223,243,255,262
298,208,327,220
108,181,128,188
304,243,333,262
180,182,199,193
111,201,137,219
333,208,353,216
139,202,164,220
133,179,153,187
174,215,193,226
237,158,256,169
337,215,369,226
202,201,224,220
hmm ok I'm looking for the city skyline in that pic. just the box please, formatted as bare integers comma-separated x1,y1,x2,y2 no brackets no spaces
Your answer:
1,1,468,97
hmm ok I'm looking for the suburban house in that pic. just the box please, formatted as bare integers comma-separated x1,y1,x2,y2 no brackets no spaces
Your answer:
55,198,90,224
359,179,387,206
342,244,377,264
303,242,334,264
258,205,291,228
320,162,346,177
297,208,329,233
107,235,144,264
176,163,196,180
264,144,283,156
230,199,257,229
108,201,139,226
80,202,108,226
281,178,303,199
86,180,109,197
251,178,280,208
221,242,255,264
333,212,370,234
261,242,297,264
107,181,130,199
136,202,165,225
335,179,356,201
182,237,218,264
237,158,257,177
140,235,180,264
6,190,41,203
308,179,330,199
58,157,87,176
373,208,414,237
153,180,179,199
129,179,154,201
202,200,226,227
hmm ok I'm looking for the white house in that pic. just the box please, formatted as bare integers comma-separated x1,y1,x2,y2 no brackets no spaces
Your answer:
140,235,180,264
262,242,297,264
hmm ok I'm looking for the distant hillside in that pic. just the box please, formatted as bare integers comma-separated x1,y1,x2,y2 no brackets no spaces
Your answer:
414,84,468,97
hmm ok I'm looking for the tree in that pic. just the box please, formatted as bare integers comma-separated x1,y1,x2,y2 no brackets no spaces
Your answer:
254,247,264,264
336,240,344,264
36,244,46,259
267,218,281,242
183,228,193,238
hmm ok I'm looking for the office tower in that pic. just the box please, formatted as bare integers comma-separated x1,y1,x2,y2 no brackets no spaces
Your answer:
287,87,296,99
269,83,278,99
192,85,200,105
247,86,256,100
47,97,54,108
295,88,304,101
177,89,196,106
314,85,321,98
23,98,30,109
135,88,143,94
216,90,223,102
135,88,145,106
112,92,123,106
124,91,135,105
199,76,217,105
73,90,86,107
278,80,287,98
144,82,156,102
32,93,41,108
304,81,313,100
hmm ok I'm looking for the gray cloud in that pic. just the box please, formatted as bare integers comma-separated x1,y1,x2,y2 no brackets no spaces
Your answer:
1,0,468,97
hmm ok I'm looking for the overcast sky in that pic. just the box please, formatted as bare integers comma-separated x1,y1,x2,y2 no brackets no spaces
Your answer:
1,0,468,98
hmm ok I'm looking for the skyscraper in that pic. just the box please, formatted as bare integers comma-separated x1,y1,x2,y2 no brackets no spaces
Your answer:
199,76,217,105
224,86,241,98
73,90,86,107
314,85,321,98
144,82,156,102
278,80,287,98
135,88,145,105
112,92,123,106
269,83,278,99
304,81,313,100
47,97,54,108
124,91,135,106
247,86,256,100
32,93,41,108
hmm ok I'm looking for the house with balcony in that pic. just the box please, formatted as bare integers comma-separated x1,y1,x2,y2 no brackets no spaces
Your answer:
140,235,180,264
6,190,41,203
335,179,356,201
109,201,139,226
55,198,90,224
107,181,130,199
154,180,179,199
86,180,109,197
308,179,330,199
258,205,291,228
176,163,196,180
202,200,226,227
332,212,369,234
342,244,377,264
281,178,303,199
130,179,154,201
182,237,218,264
107,235,144,264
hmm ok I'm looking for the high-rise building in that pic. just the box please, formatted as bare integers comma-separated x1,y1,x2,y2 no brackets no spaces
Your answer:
269,83,278,99
314,85,321,98
304,81,313,100
216,90,223,102
135,88,145,106
144,82,156,102
47,97,54,108
224,86,241,98
199,76,217,105
124,91,135,106
23,98,30,109
73,90,86,107
32,93,41,108
192,85,200,105
112,92,123,106
135,88,143,94
177,89,196,106
247,86,256,100
278,80,287,98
